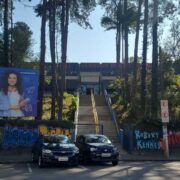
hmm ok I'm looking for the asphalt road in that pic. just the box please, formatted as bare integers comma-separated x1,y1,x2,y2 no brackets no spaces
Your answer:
0,161,180,180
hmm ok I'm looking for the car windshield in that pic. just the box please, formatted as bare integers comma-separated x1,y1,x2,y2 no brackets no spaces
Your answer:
43,135,70,144
85,135,111,143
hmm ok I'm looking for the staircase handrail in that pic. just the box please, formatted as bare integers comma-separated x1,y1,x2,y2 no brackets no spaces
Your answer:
74,90,79,140
104,89,120,134
91,90,100,134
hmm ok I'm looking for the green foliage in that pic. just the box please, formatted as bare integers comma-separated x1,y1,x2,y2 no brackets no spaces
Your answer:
42,92,77,121
164,74,180,119
35,0,96,29
11,22,33,67
109,59,180,129
100,0,138,32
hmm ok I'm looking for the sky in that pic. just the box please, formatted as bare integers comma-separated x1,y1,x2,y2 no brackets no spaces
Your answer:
13,1,151,63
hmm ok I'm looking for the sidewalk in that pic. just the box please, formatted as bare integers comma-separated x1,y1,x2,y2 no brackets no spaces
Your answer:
0,147,32,163
1,147,180,163
119,148,180,161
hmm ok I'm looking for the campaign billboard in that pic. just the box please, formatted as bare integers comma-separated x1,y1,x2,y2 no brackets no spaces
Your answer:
0,67,39,117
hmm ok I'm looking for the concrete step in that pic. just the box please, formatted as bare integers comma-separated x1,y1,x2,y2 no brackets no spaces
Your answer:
77,124,96,135
79,95,91,106
78,115,94,120
94,95,106,106
96,106,110,115
79,106,93,115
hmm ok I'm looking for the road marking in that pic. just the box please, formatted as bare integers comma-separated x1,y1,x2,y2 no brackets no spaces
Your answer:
78,165,88,170
27,163,32,173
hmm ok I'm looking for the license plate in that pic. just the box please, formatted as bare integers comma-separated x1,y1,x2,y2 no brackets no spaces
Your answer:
58,157,68,161
101,153,111,157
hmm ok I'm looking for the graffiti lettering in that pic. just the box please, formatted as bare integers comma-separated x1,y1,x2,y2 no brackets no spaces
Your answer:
168,131,180,146
137,140,160,150
135,130,159,140
38,125,71,138
135,130,161,150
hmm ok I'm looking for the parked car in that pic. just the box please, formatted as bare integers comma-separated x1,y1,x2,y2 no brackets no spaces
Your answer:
32,134,79,167
76,134,119,165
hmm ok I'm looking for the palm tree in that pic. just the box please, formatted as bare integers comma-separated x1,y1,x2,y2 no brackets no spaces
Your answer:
100,0,137,105
100,0,124,76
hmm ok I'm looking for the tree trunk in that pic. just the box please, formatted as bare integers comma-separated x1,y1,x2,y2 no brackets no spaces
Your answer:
124,0,129,106
132,0,142,105
58,0,70,120
116,27,121,76
141,0,149,116
10,0,13,66
3,0,9,67
151,0,158,118
116,1,122,76
36,0,47,120
49,0,56,120
159,47,164,99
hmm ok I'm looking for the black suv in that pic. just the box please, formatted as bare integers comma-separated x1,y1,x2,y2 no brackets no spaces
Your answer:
32,134,79,167
76,134,119,165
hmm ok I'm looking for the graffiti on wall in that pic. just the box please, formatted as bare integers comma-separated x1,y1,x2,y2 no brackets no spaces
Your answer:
0,126,73,147
168,131,180,146
38,125,71,138
2,126,39,146
134,130,161,150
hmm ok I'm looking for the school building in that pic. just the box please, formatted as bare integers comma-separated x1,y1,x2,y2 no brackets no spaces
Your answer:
45,62,151,95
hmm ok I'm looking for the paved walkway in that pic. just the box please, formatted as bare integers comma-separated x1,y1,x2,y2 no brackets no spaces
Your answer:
0,147,180,163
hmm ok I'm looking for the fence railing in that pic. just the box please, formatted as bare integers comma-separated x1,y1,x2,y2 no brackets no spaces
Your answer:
91,90,100,134
74,90,79,140
104,89,119,135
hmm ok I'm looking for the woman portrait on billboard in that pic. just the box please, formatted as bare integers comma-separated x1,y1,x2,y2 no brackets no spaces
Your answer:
0,71,29,117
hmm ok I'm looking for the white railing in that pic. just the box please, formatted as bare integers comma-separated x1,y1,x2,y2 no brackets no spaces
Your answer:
74,90,79,140
104,89,119,134
91,90,100,134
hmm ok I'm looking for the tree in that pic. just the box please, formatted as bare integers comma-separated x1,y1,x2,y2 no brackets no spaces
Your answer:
164,19,180,61
141,0,149,116
36,0,47,120
55,0,96,120
151,0,159,118
49,0,56,120
3,0,9,67
131,0,142,106
100,0,136,76
11,22,33,67
35,0,96,120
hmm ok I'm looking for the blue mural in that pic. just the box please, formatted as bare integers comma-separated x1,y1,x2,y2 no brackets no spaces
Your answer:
2,126,39,146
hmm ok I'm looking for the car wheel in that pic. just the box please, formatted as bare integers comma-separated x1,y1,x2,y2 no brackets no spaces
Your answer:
112,160,118,166
38,156,44,168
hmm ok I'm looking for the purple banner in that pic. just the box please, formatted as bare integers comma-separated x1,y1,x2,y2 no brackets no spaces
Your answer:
0,67,39,117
